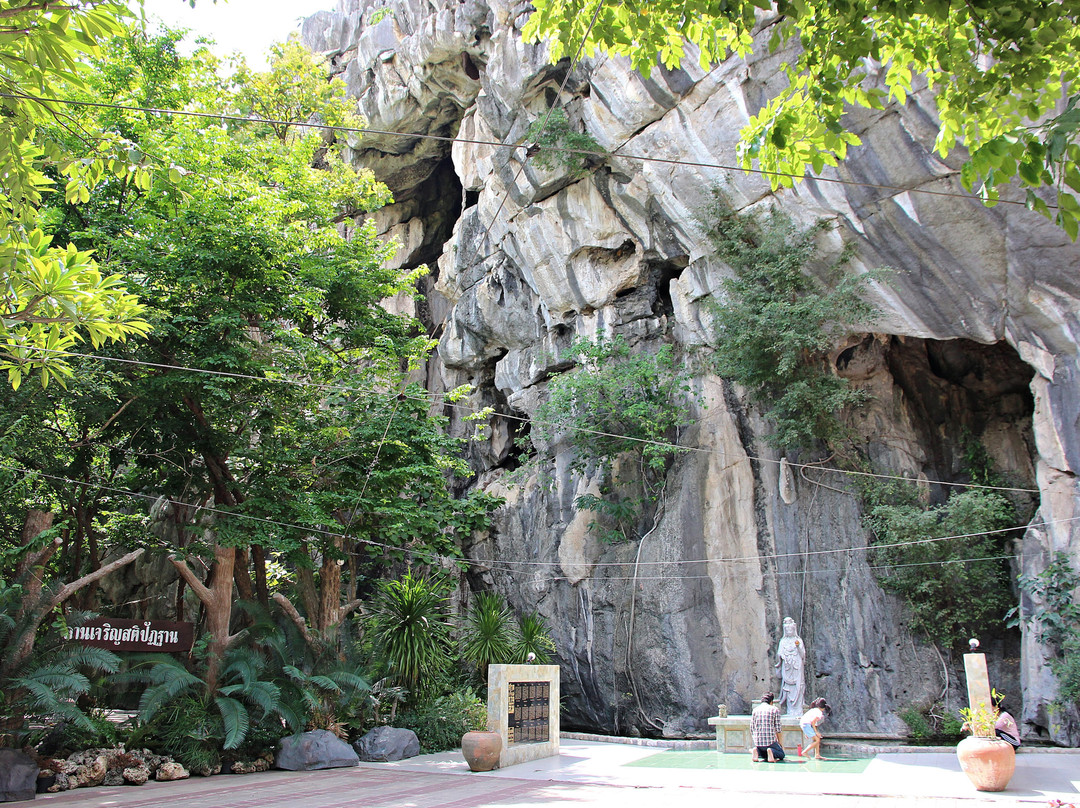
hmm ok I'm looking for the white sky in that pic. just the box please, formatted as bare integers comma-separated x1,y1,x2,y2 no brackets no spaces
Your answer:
139,0,337,69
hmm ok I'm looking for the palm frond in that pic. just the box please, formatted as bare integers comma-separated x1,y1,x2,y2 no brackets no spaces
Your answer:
214,696,250,750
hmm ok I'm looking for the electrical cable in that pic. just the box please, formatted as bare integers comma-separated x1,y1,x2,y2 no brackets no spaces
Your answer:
0,92,1049,211
14,344,1043,496
5,465,1069,573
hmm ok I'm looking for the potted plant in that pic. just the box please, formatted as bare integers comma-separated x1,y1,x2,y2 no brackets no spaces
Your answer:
956,698,1015,792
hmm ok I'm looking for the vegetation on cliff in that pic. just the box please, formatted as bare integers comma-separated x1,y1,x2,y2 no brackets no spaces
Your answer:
525,0,1080,238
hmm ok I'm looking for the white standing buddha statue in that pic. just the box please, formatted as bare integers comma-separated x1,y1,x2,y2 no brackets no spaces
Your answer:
775,616,806,717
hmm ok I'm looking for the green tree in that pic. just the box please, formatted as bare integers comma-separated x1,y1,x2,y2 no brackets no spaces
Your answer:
535,332,695,542
705,195,874,451
1,1,150,389
523,0,1080,238
863,484,1017,649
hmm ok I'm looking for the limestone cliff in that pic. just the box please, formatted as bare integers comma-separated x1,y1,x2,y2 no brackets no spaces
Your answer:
302,0,1080,744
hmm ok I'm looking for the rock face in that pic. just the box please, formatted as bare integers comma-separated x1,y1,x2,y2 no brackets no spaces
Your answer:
302,0,1080,745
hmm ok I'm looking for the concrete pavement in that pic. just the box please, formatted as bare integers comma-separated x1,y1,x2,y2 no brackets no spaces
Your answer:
35,739,1080,807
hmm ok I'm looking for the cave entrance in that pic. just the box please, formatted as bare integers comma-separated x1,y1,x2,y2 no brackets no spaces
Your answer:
838,335,1038,505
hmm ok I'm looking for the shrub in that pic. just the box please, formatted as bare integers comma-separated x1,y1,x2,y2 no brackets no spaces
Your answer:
534,332,696,542
898,706,931,740
524,107,605,175
396,691,487,754
704,193,877,451
863,484,1017,650
1008,552,1080,710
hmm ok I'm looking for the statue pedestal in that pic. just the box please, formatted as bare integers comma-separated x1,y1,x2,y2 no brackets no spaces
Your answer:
707,714,803,753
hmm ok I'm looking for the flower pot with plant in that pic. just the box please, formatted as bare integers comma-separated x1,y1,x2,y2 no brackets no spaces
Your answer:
956,699,1015,792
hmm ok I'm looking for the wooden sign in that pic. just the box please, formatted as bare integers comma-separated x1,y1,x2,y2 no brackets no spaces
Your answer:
66,618,194,653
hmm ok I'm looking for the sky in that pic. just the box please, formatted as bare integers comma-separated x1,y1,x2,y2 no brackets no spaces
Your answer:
139,0,337,69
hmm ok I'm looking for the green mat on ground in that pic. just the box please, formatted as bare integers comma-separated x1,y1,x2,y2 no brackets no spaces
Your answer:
624,750,873,773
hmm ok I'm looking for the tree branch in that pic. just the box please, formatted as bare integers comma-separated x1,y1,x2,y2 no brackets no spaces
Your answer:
49,547,144,610
169,553,211,602
273,592,315,646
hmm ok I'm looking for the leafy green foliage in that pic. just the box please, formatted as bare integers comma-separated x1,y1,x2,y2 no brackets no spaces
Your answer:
862,482,1017,650
127,645,293,763
367,574,453,697
899,703,963,742
460,592,517,679
534,332,695,541
231,38,363,144
1007,552,1080,708
0,1,151,388
395,691,488,753
525,107,606,175
513,611,557,664
705,195,874,450
523,0,1080,238
0,578,121,743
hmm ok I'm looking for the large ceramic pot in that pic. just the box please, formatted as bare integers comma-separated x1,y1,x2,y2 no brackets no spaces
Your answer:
461,730,502,772
956,736,1015,792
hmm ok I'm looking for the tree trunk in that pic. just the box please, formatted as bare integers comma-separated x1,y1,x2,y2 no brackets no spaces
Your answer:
170,541,242,693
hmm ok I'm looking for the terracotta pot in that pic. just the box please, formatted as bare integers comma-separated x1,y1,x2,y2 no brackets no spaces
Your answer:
956,736,1015,792
461,730,502,772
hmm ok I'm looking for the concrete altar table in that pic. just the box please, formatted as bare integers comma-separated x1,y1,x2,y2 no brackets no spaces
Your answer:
708,714,803,753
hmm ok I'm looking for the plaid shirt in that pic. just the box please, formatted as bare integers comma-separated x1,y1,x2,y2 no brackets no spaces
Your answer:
751,702,782,747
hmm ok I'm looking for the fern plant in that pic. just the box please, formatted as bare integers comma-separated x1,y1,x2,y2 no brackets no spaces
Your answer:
126,645,291,767
0,583,121,745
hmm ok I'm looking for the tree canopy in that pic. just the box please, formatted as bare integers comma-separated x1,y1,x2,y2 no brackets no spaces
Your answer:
1,1,150,389
523,0,1080,237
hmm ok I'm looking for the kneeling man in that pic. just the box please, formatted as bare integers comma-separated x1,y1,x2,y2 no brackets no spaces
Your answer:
750,692,785,762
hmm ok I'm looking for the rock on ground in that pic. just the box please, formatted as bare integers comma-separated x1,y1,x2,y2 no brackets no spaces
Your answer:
353,726,421,762
276,730,360,771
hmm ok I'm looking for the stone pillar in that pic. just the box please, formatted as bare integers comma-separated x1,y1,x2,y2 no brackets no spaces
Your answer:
964,652,992,715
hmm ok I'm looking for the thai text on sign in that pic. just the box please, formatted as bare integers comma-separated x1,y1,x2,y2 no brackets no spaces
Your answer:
66,618,194,653
507,680,550,744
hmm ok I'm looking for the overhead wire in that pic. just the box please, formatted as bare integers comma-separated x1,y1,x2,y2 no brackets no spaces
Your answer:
5,465,1068,575
0,92,1049,211
3,48,1058,591
15,345,1043,496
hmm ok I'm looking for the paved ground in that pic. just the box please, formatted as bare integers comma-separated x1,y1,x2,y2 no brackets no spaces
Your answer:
36,739,1080,808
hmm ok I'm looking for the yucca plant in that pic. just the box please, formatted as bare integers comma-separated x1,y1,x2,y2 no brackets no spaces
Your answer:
460,592,517,681
367,573,451,698
512,611,557,664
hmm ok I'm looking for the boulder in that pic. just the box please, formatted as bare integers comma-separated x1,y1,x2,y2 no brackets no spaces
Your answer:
0,748,38,802
72,755,107,788
154,762,189,781
275,730,359,771
122,766,149,786
353,726,421,762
